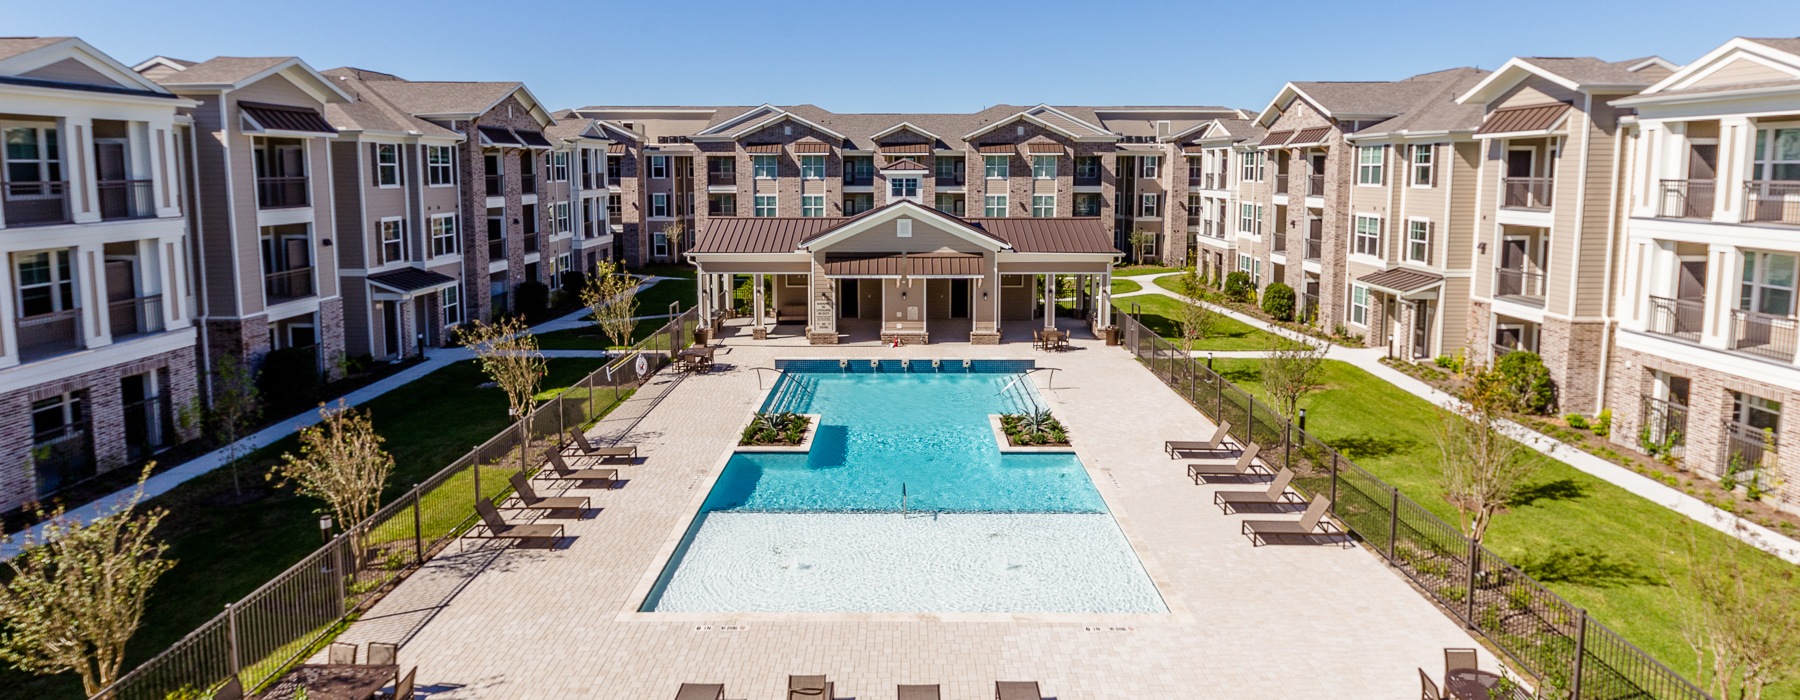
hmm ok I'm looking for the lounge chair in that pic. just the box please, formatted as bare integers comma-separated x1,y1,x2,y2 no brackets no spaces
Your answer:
1165,421,1235,458
898,684,940,700
328,642,357,665
675,684,724,700
539,448,620,488
1212,467,1300,513
470,499,564,547
1185,443,1263,483
1419,668,1444,700
506,473,591,515
995,681,1041,700
1240,494,1339,546
789,674,833,700
565,430,636,460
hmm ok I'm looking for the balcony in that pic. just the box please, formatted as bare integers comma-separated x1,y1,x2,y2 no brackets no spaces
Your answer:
1272,232,1287,254
1646,295,1704,341
488,237,506,260
1274,173,1289,195
1305,218,1323,261
1744,181,1800,226
1494,267,1546,306
264,267,314,303
1641,396,1688,460
1188,175,1204,189
485,172,502,197
1074,172,1101,187
108,295,165,340
98,180,156,221
256,176,308,209
936,174,965,187
521,174,538,195
1729,309,1798,362
1725,423,1779,480
1307,174,1325,197
17,309,81,361
3,181,72,226
523,232,540,254
844,173,874,187
1502,177,1553,210
709,171,736,186
1658,179,1715,219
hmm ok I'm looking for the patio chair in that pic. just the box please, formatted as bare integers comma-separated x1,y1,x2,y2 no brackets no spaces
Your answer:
328,641,357,665
1030,329,1046,350
1212,467,1300,513
469,499,564,547
211,677,243,700
506,473,591,515
675,684,725,700
1164,421,1235,458
392,667,415,700
898,684,941,700
1240,494,1340,546
540,448,620,488
789,674,833,699
367,641,397,667
1445,648,1479,689
995,681,1042,700
1186,443,1263,484
565,429,637,460
1419,668,1444,700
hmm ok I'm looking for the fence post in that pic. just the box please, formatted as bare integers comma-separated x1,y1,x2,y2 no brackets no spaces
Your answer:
1387,487,1400,560
1572,611,1588,700
518,418,529,473
1328,453,1339,517
411,484,424,564
1283,420,1293,473
1215,375,1223,422
1465,537,1480,628
332,535,348,613
226,603,240,677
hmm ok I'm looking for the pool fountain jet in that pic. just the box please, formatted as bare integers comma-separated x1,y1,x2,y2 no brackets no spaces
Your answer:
837,359,848,373
932,358,942,372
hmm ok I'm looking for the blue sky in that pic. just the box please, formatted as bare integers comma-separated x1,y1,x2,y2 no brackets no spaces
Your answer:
17,0,1798,114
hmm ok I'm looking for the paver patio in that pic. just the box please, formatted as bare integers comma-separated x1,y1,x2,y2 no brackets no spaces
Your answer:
327,321,1496,699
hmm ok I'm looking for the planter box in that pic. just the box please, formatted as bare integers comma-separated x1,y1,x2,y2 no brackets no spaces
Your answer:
989,414,1072,453
736,413,822,453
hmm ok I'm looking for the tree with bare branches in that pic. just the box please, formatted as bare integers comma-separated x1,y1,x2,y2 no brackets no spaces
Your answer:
1435,367,1536,543
580,259,640,351
0,468,173,695
458,317,548,420
1669,525,1800,700
1173,266,1218,347
269,400,395,540
1257,337,1329,421
210,353,262,494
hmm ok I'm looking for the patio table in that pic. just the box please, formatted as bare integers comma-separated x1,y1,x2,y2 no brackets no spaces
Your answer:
1445,669,1508,700
676,346,717,372
256,664,397,700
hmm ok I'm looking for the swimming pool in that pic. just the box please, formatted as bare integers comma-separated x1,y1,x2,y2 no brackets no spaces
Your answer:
641,361,1166,613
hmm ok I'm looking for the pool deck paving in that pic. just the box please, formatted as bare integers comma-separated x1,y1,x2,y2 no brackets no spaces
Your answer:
327,322,1497,699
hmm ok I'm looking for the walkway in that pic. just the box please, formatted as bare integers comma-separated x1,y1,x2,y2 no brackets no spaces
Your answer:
1110,271,1800,564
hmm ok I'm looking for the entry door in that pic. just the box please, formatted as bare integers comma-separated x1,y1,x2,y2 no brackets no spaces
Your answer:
96,140,129,218
381,301,401,358
1412,301,1432,359
1498,238,1528,296
840,280,859,317
950,279,970,319
105,259,137,336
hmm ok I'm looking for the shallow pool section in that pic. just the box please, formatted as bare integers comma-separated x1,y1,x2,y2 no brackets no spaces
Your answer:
642,363,1165,613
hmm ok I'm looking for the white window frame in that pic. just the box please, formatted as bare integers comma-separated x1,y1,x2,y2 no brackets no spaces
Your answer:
1141,193,1159,218
1406,218,1431,263
1075,157,1100,181
652,230,670,258
2,125,61,191
1239,151,1260,182
1237,253,1253,274
1353,214,1383,258
649,155,668,179
1357,145,1384,186
1411,144,1434,188
889,176,919,199
754,194,777,217
752,154,778,179
1141,156,1160,179
1350,283,1370,326
377,217,405,265
14,249,77,317
1031,155,1056,180
650,193,669,219
801,194,825,217
984,194,1008,217
430,214,458,257
1239,203,1258,236
800,155,826,180
441,285,461,326
426,145,455,187
551,151,569,181
1741,250,1799,317
374,143,401,188
1753,128,1800,181
984,154,1009,180
1032,194,1054,217
553,202,571,235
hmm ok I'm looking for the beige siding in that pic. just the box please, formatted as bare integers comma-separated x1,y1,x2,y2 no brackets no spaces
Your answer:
1445,142,1482,270
1686,58,1794,89
230,74,318,107
1493,80,1580,109
1571,103,1623,318
816,217,990,255
19,58,115,86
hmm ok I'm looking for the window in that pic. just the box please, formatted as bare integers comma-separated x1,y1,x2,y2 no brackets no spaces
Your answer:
984,194,1008,217
889,177,919,199
1407,219,1431,263
374,144,401,186
752,154,777,179
1073,193,1101,217
1741,251,1798,317
649,155,668,179
1253,258,1262,286
754,194,777,217
935,157,962,182
800,155,825,180
1238,253,1252,274
707,156,734,180
1411,144,1434,187
1354,215,1382,257
934,194,963,216
430,214,458,257
441,286,461,325
607,193,622,221
4,126,61,188
845,194,874,215
551,151,569,181
801,195,825,217
844,156,873,183
1350,284,1370,325
1188,157,1204,180
1032,155,1056,179
1239,151,1262,182
606,154,621,182
1754,128,1800,181
1141,156,1160,179
1075,156,1100,181
1357,146,1385,185
554,253,570,287
553,202,571,234
1032,194,1054,217
15,250,76,317
1140,193,1159,218
378,218,405,264
984,154,1009,179
652,231,669,258
650,193,669,218
1238,203,1260,235
709,193,736,216
426,145,454,186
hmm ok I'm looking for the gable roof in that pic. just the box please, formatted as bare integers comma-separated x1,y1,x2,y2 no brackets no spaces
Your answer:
962,104,1113,141
694,104,849,142
1458,55,1675,104
0,37,174,97
800,200,1009,251
1346,67,1491,139
146,55,352,104
321,67,461,139
352,79,551,126
1617,37,1800,106
869,121,942,143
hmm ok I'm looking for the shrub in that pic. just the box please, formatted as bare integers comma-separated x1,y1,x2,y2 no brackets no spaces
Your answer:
1434,350,1466,374
1260,282,1296,321
740,412,810,446
259,346,320,410
559,269,587,296
514,281,550,323
1494,351,1556,414
1564,413,1590,430
1223,271,1254,302
1593,408,1612,437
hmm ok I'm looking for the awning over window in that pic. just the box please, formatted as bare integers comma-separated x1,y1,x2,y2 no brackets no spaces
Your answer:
1358,267,1444,296
607,143,626,154
791,139,831,153
822,252,984,278
1474,103,1571,138
1026,142,1064,154
879,158,928,172
977,144,1015,154
743,143,782,153
1285,126,1333,148
240,102,336,135
1182,145,1208,153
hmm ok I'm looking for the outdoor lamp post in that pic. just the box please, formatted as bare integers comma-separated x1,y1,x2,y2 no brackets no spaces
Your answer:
319,515,333,543
1298,408,1308,432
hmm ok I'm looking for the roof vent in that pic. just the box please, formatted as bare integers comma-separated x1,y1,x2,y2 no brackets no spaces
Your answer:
1017,125,1025,136
897,219,912,237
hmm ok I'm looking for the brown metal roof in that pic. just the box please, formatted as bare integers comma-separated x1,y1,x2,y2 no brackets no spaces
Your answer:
240,102,337,135
879,143,930,154
478,126,522,146
1182,145,1208,153
822,252,984,277
1474,103,1570,137
744,143,782,153
368,268,457,294
1026,142,1064,154
977,144,1015,154
692,217,844,254
1258,130,1294,147
515,129,554,148
881,158,928,171
966,218,1118,254
607,143,626,154
1358,268,1444,295
791,139,831,153
1285,126,1333,148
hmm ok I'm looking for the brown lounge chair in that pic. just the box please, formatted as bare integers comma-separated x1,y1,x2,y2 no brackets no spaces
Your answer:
565,430,636,460
540,448,620,488
1241,494,1340,546
789,674,833,700
1164,421,1235,458
898,684,940,700
995,681,1041,700
1212,467,1301,513
675,683,724,700
1186,443,1263,483
470,499,564,547
506,472,590,515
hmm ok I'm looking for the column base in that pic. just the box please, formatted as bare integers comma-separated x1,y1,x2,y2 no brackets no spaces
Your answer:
807,331,839,345
970,332,1002,345
880,331,929,346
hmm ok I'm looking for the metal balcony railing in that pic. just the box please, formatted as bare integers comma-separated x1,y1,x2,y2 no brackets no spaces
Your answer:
1744,180,1800,225
98,179,156,221
520,174,538,195
1274,173,1289,195
1729,308,1798,362
485,172,502,197
1645,296,1704,341
1305,237,1322,261
1494,267,1546,304
709,171,736,186
1657,179,1715,219
1074,172,1101,187
264,268,314,302
935,174,964,187
256,176,308,209
523,232,540,254
1503,176,1553,210
3,181,73,226
1272,232,1287,254
1640,396,1688,460
17,309,81,361
108,295,165,339
488,237,506,260
1307,174,1325,196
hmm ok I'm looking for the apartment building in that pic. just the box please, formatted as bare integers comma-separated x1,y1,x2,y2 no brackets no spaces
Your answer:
1173,118,1262,281
1606,37,1800,505
1457,55,1675,413
544,114,615,276
0,38,200,510
566,104,1243,268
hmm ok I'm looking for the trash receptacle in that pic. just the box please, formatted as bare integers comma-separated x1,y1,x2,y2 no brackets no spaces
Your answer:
1104,326,1121,346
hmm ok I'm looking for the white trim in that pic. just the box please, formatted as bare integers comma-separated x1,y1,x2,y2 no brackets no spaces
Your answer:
800,200,1010,252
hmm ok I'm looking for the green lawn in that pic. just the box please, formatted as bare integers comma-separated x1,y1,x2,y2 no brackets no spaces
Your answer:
633,278,696,315
1151,273,1208,297
1212,359,1798,697
1111,278,1143,295
630,264,697,280
1123,294,1305,351
1114,264,1181,276
0,358,609,699
536,318,669,351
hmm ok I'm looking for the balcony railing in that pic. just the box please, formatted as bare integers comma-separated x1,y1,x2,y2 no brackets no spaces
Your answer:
1744,181,1800,226
96,179,156,221
1204,173,1221,189
264,268,314,302
1640,396,1688,461
1305,237,1322,261
521,174,538,195
523,232,540,254
844,174,873,187
1725,423,1779,485
1272,232,1287,254
256,176,308,209
709,171,736,186
32,422,94,498
485,173,502,197
108,295,165,339
1492,343,1518,359
1307,174,1325,196
1728,308,1798,362
1658,179,1715,219
3,181,72,226
488,237,506,260
1494,267,1546,304
18,309,81,361
1188,176,1204,189
1502,176,1553,210
1646,295,1704,341
935,174,964,187
1074,172,1101,187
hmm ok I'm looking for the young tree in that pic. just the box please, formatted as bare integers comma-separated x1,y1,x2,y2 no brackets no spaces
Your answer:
1173,266,1218,346
269,400,395,544
580,259,641,351
1257,337,1329,421
1670,526,1800,700
0,469,174,695
210,353,262,494
457,317,548,420
1434,367,1536,543
1127,229,1158,264
661,221,688,260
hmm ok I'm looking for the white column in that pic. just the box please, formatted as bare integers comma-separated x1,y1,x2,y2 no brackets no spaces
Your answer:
81,244,110,347
1100,271,1113,327
1718,117,1754,223
66,116,99,224
752,273,765,331
1703,244,1739,350
1043,274,1055,329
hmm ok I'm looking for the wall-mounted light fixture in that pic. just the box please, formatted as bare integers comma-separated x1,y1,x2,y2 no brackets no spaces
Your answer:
1477,242,1487,254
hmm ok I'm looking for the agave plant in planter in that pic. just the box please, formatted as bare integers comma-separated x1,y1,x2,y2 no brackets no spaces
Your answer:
1000,409,1070,447
741,411,811,446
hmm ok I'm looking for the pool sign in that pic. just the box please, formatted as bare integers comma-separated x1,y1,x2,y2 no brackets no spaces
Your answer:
635,354,648,377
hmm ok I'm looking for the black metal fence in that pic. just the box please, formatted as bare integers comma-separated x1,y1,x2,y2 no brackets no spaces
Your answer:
91,307,700,700
1115,310,1711,700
